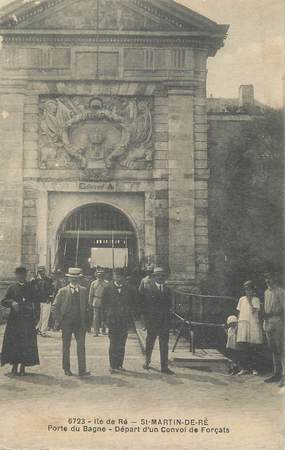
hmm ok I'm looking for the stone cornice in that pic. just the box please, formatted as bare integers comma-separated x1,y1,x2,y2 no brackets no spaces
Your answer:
164,80,200,95
0,32,222,55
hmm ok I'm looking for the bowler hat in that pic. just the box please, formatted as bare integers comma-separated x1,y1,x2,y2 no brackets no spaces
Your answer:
114,268,125,276
15,267,27,275
66,268,83,278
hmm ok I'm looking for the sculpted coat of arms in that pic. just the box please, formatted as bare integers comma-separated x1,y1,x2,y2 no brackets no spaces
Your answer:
39,96,153,171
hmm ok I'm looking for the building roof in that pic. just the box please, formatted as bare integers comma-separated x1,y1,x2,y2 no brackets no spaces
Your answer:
0,0,229,55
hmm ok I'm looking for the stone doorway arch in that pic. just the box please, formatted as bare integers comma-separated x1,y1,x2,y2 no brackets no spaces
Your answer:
55,202,139,274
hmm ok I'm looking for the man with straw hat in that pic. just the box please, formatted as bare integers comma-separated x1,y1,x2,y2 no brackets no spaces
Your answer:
52,268,93,377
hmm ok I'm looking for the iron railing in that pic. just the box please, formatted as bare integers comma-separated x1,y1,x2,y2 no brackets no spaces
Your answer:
170,288,236,354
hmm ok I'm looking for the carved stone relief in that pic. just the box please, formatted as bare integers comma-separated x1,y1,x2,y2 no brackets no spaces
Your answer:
39,95,153,172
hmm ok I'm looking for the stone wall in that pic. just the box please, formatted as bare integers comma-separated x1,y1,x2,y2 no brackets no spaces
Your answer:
0,91,25,279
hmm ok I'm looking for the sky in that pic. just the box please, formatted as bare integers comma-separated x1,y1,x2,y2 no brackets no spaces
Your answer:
0,0,284,107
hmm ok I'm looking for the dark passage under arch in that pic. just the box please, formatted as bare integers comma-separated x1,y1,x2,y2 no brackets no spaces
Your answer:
56,203,138,273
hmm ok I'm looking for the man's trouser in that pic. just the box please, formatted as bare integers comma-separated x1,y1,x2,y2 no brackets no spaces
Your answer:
266,323,284,377
61,323,87,374
108,325,128,369
145,326,169,370
37,303,51,334
93,306,105,334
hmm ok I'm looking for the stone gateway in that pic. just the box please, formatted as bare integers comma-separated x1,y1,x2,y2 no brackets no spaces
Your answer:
0,0,228,284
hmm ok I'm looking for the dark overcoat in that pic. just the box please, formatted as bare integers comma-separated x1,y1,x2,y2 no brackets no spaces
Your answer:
1,282,40,367
140,280,172,331
102,282,133,329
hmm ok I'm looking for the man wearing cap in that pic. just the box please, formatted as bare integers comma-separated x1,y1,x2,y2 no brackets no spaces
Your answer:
140,267,174,374
89,269,108,336
263,272,285,386
1,267,40,376
102,268,133,373
32,266,54,337
138,265,154,330
52,268,93,377
138,265,154,294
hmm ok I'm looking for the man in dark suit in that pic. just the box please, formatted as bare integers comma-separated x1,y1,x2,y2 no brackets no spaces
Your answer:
102,268,133,373
52,268,93,377
140,267,174,374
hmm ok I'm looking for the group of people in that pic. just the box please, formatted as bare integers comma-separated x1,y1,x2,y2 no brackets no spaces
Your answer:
226,273,285,387
0,265,284,386
0,265,174,377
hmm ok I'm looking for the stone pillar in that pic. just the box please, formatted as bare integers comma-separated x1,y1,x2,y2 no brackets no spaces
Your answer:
0,90,25,279
167,83,197,282
144,190,156,265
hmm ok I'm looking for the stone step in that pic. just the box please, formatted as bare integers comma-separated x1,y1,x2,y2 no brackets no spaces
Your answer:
135,321,229,373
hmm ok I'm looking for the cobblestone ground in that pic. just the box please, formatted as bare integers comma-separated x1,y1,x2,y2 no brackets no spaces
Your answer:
0,327,283,450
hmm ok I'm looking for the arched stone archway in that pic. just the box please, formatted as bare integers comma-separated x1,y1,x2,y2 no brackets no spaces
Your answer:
55,202,139,273
45,191,146,274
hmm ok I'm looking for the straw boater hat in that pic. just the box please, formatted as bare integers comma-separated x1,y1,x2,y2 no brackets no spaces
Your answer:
66,268,83,278
96,268,105,275
153,267,165,275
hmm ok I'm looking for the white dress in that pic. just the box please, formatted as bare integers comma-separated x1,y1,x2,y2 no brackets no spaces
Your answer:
237,296,263,344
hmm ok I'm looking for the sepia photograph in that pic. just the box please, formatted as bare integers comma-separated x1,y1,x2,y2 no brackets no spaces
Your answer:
0,0,283,449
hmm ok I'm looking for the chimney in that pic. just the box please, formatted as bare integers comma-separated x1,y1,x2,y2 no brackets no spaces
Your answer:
239,85,255,107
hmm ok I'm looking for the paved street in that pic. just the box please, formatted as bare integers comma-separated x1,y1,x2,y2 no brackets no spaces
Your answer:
0,327,283,450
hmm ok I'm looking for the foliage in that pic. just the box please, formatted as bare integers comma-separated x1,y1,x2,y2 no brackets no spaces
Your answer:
209,108,284,296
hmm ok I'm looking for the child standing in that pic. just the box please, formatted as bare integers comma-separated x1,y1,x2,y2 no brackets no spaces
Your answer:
236,280,263,375
226,315,240,375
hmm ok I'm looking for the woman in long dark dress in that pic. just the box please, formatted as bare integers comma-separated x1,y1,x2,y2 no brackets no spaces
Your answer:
1,267,40,376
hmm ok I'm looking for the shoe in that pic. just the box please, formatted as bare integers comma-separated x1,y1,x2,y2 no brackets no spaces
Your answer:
79,371,91,378
10,367,18,377
161,368,175,375
118,367,126,372
109,368,119,374
19,365,26,376
264,374,281,383
143,362,150,370
93,334,99,337
237,369,250,376
252,370,259,376
64,370,73,376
